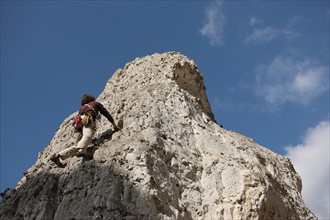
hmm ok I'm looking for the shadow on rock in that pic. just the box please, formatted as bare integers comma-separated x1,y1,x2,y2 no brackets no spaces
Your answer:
0,160,154,220
85,119,124,161
79,129,118,161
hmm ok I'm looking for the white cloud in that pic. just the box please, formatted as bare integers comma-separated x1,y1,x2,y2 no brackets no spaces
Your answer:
245,26,279,44
245,16,299,44
199,0,226,46
255,55,329,107
249,16,262,27
285,120,330,219
245,26,298,44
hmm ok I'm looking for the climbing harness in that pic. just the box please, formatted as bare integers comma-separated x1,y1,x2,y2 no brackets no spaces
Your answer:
73,103,98,131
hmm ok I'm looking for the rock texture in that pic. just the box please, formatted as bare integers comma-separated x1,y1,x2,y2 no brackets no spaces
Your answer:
0,52,316,220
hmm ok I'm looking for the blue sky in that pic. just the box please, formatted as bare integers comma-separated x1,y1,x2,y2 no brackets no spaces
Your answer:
1,0,329,218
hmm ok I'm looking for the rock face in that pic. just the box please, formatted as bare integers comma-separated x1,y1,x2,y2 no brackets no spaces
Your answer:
0,52,316,220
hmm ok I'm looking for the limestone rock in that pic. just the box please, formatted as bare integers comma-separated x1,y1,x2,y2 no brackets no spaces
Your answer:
0,52,316,219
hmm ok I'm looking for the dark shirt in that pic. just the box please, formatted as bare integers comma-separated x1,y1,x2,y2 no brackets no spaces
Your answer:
79,101,114,123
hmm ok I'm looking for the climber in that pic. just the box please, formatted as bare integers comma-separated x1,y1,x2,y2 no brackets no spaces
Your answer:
50,94,120,168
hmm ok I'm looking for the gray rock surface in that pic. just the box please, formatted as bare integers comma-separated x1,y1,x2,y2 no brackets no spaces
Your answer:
0,52,316,219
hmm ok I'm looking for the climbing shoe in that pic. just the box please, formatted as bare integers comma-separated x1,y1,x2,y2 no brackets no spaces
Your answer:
50,154,65,168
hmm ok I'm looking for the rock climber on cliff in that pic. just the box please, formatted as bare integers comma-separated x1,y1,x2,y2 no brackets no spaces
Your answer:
50,94,120,168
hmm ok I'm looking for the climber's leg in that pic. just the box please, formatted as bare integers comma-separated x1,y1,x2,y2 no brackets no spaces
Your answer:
50,122,94,166
75,123,94,152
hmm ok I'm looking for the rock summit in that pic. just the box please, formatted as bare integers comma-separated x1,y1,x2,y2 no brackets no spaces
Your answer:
0,52,316,220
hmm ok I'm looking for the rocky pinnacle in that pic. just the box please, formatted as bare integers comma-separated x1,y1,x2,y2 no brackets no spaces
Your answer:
0,52,316,220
